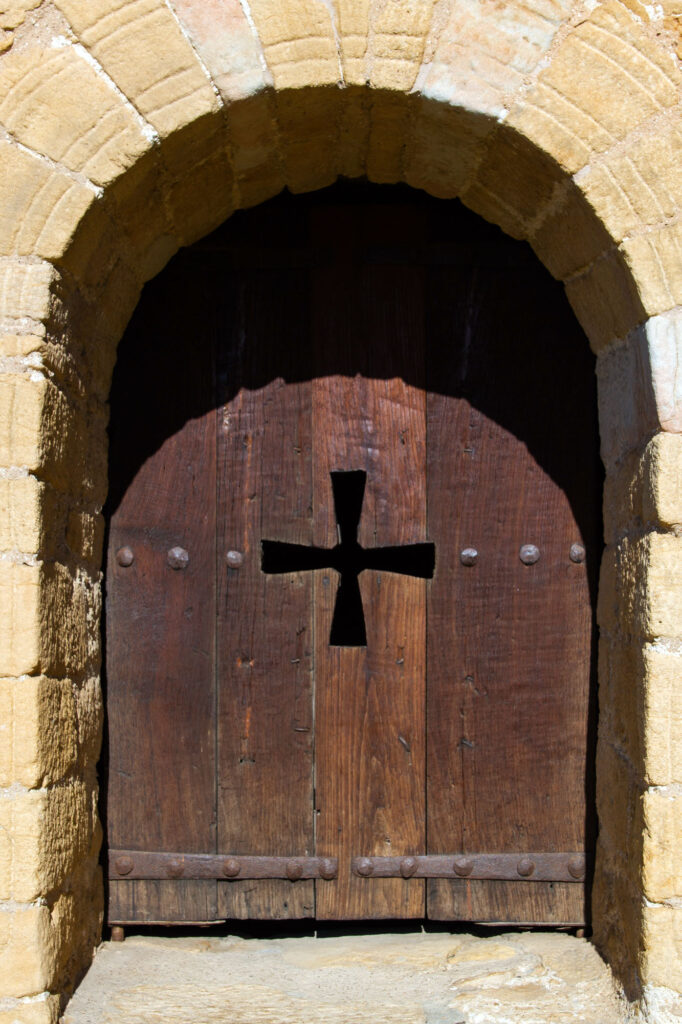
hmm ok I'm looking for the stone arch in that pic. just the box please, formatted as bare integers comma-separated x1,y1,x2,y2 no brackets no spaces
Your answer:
1,2,681,1019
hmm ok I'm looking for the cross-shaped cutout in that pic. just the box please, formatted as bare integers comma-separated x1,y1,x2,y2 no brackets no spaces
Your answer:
262,471,436,647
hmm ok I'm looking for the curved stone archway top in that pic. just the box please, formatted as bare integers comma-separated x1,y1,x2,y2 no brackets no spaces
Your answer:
0,1,681,1021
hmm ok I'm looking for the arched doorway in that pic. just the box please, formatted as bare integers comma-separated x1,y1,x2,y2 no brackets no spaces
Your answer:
104,182,601,929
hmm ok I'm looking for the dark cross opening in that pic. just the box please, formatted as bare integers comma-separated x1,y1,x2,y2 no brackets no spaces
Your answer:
262,471,435,647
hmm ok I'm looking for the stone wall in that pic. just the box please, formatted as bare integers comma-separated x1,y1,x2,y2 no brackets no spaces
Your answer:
0,1,681,1020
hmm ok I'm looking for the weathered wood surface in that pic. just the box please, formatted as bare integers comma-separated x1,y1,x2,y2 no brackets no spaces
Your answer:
105,185,599,926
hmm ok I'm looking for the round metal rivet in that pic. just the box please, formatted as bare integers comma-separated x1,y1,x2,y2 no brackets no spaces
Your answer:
222,858,241,878
286,859,303,881
567,855,586,880
226,550,244,568
460,548,478,567
355,858,374,877
167,857,184,878
517,857,535,877
319,858,337,880
115,856,134,876
116,547,134,568
453,857,474,877
519,544,540,566
569,543,586,564
167,546,189,570
400,857,418,878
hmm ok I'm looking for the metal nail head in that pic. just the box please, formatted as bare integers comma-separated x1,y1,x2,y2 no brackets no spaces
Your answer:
226,550,244,568
569,543,586,564
167,546,189,570
222,858,241,878
400,857,418,878
460,548,478,566
114,856,134,876
519,544,540,565
354,858,374,877
319,858,337,880
568,855,586,879
517,857,536,877
286,859,303,881
453,857,474,877
116,547,134,568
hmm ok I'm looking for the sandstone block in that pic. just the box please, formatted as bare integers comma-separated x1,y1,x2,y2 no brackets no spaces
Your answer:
0,788,45,900
462,126,565,242
366,89,412,186
0,143,95,263
591,851,643,998
404,98,493,200
0,904,54,997
642,644,682,786
369,0,434,92
576,124,682,246
531,181,614,280
0,561,40,676
246,0,339,90
276,87,342,194
39,561,101,679
337,0,371,86
622,223,682,318
0,476,44,553
0,996,60,1024
641,902,682,991
0,676,78,791
596,329,658,469
54,0,219,136
0,43,151,187
170,0,269,102
0,260,56,323
421,0,564,121
598,534,682,639
642,432,682,526
164,142,235,247
565,250,646,354
228,91,285,210
641,787,682,901
521,3,679,167
595,736,643,881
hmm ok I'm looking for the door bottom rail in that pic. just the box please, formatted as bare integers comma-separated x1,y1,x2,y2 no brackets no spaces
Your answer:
108,851,338,881
352,853,586,882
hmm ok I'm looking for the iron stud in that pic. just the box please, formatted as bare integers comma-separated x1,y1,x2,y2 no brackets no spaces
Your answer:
453,856,474,877
167,857,184,878
400,857,418,878
167,546,189,570
114,856,134,876
226,550,244,568
567,855,586,879
516,857,535,877
319,858,337,880
116,547,134,568
355,857,374,877
519,544,540,565
460,548,478,566
569,543,586,564
222,858,241,878
286,859,303,881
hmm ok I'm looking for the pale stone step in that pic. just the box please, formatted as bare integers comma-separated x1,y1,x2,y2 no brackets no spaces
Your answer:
62,931,627,1024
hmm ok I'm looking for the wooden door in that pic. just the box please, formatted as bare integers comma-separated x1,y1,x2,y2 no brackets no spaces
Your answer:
106,185,600,927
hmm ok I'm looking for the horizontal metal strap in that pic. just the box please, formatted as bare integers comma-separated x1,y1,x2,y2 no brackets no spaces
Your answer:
109,851,338,881
351,853,587,882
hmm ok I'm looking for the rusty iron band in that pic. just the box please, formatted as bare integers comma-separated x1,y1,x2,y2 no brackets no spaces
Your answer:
352,853,587,882
109,851,337,881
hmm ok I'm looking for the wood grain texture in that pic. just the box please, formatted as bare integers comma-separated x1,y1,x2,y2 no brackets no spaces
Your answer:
425,242,599,924
312,205,427,919
106,260,217,924
215,258,315,920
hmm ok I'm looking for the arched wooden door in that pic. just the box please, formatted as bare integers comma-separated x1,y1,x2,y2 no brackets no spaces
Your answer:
105,185,601,927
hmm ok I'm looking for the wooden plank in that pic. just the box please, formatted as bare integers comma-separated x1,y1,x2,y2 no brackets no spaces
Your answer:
425,241,599,924
313,205,427,919
106,260,218,925
216,257,316,920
